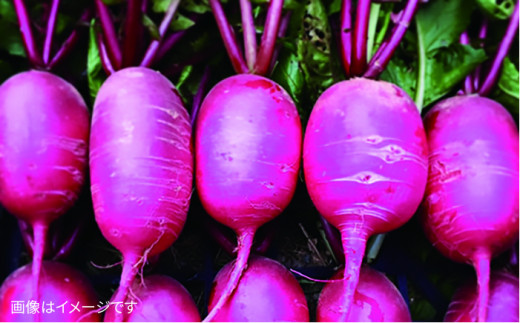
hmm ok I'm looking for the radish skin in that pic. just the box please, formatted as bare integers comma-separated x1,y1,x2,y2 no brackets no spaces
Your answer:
195,74,301,321
304,78,428,318
422,95,519,322
0,261,100,322
90,67,193,321
104,275,201,322
208,255,309,322
444,270,519,322
0,70,89,314
317,266,411,322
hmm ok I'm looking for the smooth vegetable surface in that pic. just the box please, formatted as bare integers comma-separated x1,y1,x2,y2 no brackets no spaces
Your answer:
421,95,519,321
104,275,200,322
90,66,193,320
208,255,309,322
444,270,519,322
0,70,89,310
317,266,411,322
0,261,100,322
304,77,428,317
196,73,301,320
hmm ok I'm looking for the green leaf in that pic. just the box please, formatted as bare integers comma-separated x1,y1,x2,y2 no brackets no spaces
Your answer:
143,14,160,40
0,0,25,57
415,0,475,54
87,19,107,102
474,0,515,20
170,13,195,31
180,0,211,14
175,65,193,90
491,56,519,116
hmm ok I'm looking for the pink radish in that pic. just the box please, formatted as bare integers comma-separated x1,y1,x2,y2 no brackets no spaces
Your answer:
0,261,100,322
444,270,519,322
196,73,301,320
0,70,89,311
317,266,411,322
303,78,428,318
421,95,519,322
90,67,193,321
104,275,201,322
208,255,309,321
195,0,301,320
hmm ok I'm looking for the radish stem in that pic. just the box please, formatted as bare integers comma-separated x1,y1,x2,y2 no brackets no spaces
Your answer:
340,0,352,76
122,0,143,67
255,0,284,76
13,0,43,67
351,0,371,76
43,0,60,66
95,0,122,69
240,0,257,71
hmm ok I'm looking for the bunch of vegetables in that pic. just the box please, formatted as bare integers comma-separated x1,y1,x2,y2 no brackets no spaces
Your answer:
0,0,518,322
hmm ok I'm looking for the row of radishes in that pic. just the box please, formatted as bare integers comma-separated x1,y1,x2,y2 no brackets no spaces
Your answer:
1,0,519,321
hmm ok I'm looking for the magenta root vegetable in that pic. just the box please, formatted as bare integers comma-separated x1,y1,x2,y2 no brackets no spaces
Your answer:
303,78,428,318
317,266,411,322
0,70,89,309
90,67,193,321
0,261,100,322
421,95,519,322
196,74,302,320
104,275,201,322
208,255,309,322
444,270,519,322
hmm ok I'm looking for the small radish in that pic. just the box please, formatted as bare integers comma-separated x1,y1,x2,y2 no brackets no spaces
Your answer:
208,255,309,322
0,261,100,322
195,1,301,320
444,270,519,322
104,275,201,322
303,0,424,318
90,67,193,321
317,266,411,322
421,95,519,322
0,71,89,311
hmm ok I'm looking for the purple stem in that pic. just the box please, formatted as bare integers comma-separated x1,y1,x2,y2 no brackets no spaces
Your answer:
42,0,60,66
351,0,371,76
209,0,249,74
140,0,180,67
479,2,519,96
191,66,211,126
460,32,474,94
268,11,291,74
340,0,352,77
97,32,115,75
240,0,257,71
95,0,122,70
13,0,43,67
254,0,283,76
471,20,488,91
141,0,148,13
152,30,187,65
122,0,143,67
364,0,419,79
48,9,91,69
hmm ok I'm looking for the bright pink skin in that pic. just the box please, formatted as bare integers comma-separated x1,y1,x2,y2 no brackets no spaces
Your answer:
317,266,411,322
422,95,519,322
208,256,309,322
90,67,193,320
444,270,519,322
0,70,89,312
0,70,89,223
303,78,428,317
0,261,100,322
195,74,301,320
104,275,201,322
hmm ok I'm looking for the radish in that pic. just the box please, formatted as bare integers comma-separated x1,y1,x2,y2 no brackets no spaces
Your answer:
90,67,193,321
444,270,519,322
88,2,195,320
0,1,90,311
303,0,425,318
0,261,100,322
104,275,200,322
195,1,301,320
317,266,411,322
208,255,309,321
421,5,519,322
